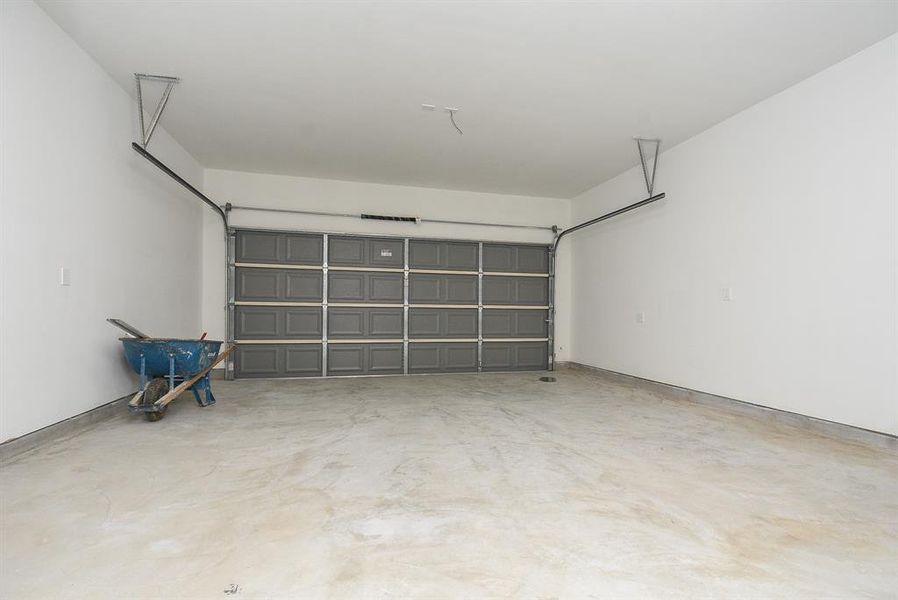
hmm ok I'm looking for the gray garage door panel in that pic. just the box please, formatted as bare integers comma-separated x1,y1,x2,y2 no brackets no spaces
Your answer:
286,346,324,376
482,309,548,338
328,272,404,303
329,236,405,268
236,269,323,302
284,272,324,301
327,345,364,375
286,236,324,264
482,243,548,273
286,310,322,337
235,306,322,339
367,344,404,373
235,344,322,378
482,342,548,371
236,345,279,377
236,231,323,265
408,274,478,304
237,231,279,263
482,276,548,305
328,307,403,339
408,240,478,271
327,343,403,376
408,308,477,338
408,343,478,373
233,230,551,379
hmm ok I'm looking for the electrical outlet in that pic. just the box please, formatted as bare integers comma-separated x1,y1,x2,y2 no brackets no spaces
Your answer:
636,311,646,324
60,267,71,286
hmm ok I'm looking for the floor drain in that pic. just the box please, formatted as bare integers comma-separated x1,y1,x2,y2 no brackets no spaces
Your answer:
539,376,557,383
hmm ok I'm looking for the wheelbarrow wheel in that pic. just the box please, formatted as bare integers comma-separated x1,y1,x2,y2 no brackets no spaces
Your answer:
141,378,169,422
144,410,165,422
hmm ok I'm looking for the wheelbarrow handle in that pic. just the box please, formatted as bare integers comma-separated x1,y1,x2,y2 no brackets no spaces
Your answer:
107,318,149,339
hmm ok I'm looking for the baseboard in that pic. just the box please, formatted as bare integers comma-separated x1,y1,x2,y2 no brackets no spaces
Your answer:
0,394,133,464
558,361,897,451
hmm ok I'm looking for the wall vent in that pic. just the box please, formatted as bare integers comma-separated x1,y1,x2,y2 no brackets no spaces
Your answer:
361,214,419,223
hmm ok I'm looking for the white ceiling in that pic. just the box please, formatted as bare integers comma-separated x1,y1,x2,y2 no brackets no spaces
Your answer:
39,1,897,198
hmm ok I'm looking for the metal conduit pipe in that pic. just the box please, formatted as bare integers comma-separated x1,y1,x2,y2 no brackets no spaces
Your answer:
551,193,665,254
131,142,229,229
547,192,666,371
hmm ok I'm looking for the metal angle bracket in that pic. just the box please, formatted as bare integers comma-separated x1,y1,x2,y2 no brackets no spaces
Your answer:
634,137,661,197
135,73,180,149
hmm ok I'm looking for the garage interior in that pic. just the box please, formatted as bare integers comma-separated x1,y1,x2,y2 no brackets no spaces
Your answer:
1,1,897,598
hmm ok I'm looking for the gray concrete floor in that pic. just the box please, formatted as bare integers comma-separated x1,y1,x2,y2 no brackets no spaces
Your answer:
1,370,896,598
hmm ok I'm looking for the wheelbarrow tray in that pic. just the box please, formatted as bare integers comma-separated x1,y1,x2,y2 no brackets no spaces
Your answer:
121,339,233,414
121,338,223,378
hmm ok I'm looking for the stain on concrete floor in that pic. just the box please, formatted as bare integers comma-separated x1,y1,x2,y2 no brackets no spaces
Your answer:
1,370,896,598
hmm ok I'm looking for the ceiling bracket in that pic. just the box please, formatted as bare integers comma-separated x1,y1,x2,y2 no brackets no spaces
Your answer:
135,73,180,148
635,137,661,196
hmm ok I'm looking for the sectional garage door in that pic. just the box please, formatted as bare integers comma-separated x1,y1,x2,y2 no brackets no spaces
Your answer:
230,230,551,378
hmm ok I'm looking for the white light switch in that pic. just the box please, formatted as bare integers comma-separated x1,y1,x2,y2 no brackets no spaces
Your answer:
636,311,646,324
722,286,733,301
60,267,70,286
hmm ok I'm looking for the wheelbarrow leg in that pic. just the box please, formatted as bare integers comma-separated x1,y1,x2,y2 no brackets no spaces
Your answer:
190,374,216,408
168,353,176,393
139,354,147,391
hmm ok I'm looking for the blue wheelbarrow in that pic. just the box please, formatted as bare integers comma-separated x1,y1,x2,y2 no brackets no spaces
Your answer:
110,320,233,421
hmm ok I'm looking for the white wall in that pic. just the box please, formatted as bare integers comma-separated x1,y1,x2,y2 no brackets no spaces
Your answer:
570,35,897,435
0,1,205,441
201,169,572,362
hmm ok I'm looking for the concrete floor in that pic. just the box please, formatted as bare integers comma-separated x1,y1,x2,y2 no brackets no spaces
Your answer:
1,370,896,599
